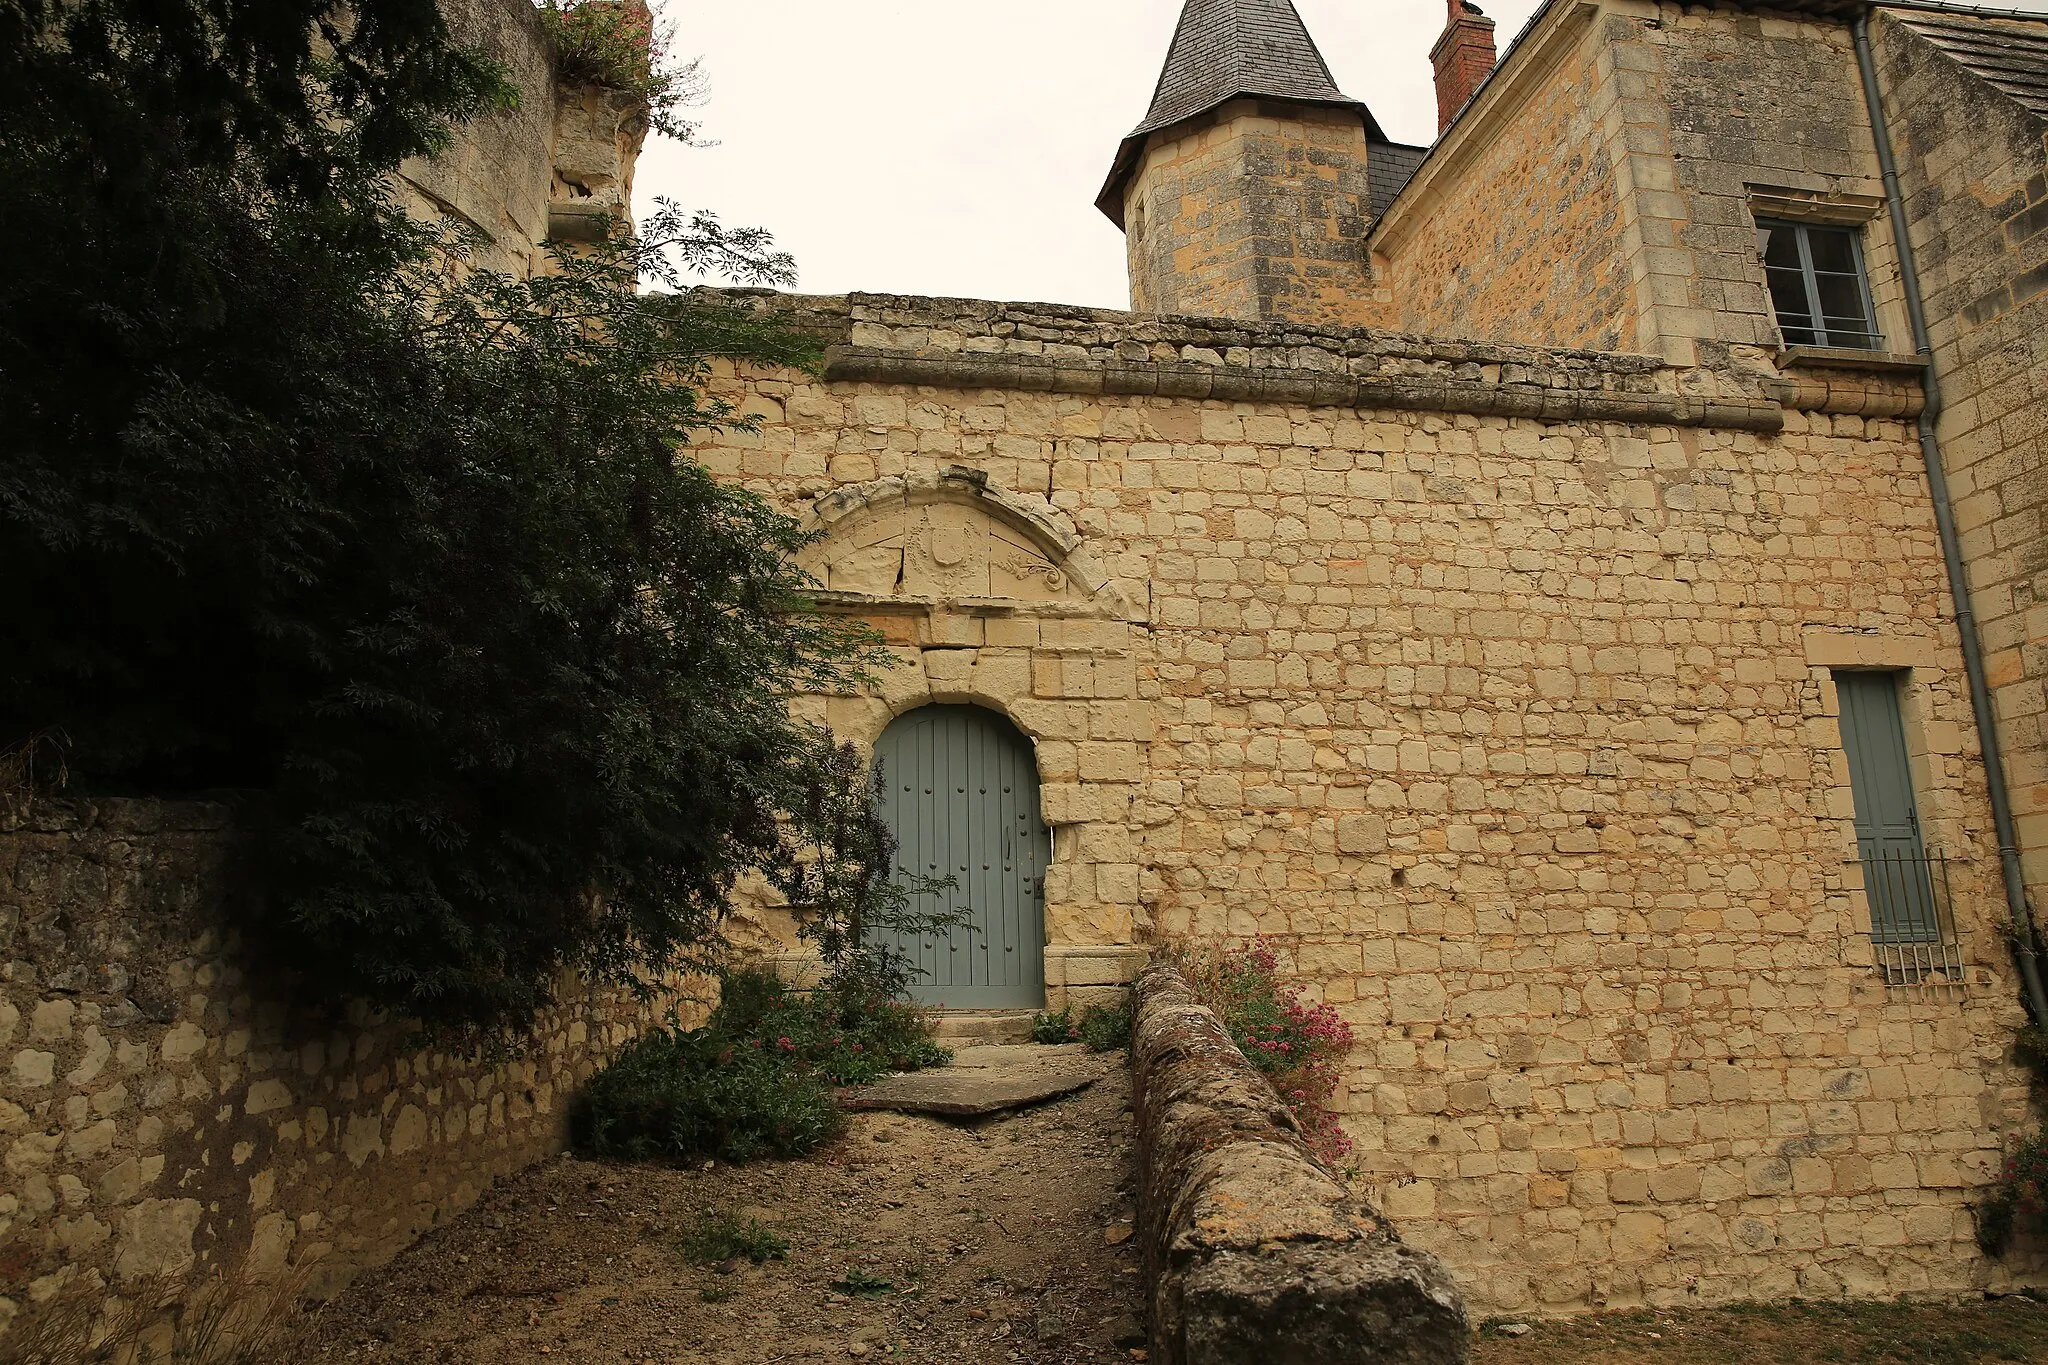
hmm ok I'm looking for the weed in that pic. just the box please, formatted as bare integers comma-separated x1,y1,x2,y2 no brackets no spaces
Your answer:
699,1285,736,1304
832,1268,895,1297
680,1210,791,1266
1078,997,1133,1053
1032,1008,1079,1044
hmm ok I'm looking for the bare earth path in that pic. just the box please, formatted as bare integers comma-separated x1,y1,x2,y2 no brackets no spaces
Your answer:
306,1047,1144,1365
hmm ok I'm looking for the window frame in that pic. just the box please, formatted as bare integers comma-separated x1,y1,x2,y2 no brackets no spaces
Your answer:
1757,218,1883,352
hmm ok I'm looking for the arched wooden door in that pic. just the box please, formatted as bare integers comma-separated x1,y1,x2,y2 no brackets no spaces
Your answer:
873,706,1047,1009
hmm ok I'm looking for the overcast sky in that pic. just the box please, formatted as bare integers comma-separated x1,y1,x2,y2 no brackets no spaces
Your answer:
636,0,1549,309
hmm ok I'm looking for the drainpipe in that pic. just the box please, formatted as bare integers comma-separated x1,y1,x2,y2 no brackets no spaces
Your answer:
1853,10,2048,1024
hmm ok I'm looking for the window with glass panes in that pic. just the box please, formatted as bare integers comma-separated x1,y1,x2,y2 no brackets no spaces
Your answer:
1757,219,1881,350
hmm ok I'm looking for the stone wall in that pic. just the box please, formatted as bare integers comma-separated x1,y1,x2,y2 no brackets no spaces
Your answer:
693,290,2041,1313
1876,9,2048,937
390,0,648,277
0,801,686,1336
392,0,559,276
1374,4,1633,354
1129,961,1468,1365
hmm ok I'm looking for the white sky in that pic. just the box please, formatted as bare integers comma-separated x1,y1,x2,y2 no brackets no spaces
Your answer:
637,0,1549,309
636,0,2048,310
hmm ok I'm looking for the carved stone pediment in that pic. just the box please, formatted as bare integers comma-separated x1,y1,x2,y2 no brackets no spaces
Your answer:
803,471,1104,607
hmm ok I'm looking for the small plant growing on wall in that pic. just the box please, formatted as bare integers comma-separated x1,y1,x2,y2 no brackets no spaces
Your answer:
1174,938,1356,1166
1976,1131,2048,1255
533,0,703,138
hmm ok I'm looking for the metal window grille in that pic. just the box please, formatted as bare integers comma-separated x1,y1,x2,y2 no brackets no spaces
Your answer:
1860,845,1967,999
1757,219,1883,350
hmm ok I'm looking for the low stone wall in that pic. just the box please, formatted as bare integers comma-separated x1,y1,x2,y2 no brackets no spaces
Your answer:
0,800,683,1337
1131,962,1470,1365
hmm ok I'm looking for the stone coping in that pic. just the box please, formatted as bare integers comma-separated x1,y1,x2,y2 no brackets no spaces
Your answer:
691,290,1819,432
1130,961,1470,1365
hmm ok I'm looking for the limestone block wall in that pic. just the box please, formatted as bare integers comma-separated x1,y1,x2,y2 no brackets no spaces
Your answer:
1644,3,1909,362
389,0,649,277
1876,10,2048,934
1373,2,1633,353
1122,101,1390,329
692,291,2040,1313
0,801,684,1337
1377,0,1916,368
392,0,559,276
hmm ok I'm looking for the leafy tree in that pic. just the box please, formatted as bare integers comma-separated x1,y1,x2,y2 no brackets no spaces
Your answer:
0,0,872,1036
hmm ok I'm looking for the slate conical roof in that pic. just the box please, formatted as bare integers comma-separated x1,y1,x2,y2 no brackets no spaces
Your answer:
1097,0,1384,224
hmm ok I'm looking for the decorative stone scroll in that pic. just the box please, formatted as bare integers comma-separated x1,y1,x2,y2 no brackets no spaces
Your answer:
803,468,1127,614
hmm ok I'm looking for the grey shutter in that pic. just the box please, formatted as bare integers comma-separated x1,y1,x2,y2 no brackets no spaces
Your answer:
1833,671,1939,944
874,706,1047,1009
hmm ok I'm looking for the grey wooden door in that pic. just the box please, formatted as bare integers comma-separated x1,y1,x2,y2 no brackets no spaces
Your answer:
1835,671,1939,943
874,706,1046,1009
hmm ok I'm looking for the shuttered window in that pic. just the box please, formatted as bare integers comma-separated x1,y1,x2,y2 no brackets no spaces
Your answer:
1833,671,1940,945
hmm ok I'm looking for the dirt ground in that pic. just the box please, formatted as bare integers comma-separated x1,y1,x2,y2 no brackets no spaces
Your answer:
1472,1296,2048,1364
304,1049,1142,1365
300,1042,2048,1365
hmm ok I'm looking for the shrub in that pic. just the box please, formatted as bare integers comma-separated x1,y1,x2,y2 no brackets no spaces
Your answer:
681,1210,789,1266
574,967,950,1164
718,968,950,1088
1174,939,1355,1166
573,1024,840,1164
1977,1131,2048,1256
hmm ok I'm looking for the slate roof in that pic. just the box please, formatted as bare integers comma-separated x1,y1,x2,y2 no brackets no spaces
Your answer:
1097,0,1388,224
1891,9,2048,119
1368,139,1431,218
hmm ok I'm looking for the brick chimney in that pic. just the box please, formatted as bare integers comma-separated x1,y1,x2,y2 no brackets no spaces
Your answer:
1430,0,1498,132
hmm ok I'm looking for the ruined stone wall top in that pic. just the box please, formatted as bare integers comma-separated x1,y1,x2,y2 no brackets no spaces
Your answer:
708,289,1792,433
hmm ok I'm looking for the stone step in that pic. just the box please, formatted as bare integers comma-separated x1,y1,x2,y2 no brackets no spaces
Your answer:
927,1010,1038,1045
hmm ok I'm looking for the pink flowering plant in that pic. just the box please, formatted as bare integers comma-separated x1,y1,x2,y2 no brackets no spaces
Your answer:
1175,938,1356,1166
533,0,705,139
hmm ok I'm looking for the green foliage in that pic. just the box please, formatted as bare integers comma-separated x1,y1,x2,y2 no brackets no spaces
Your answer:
1078,998,1134,1053
2015,1023,2048,1088
533,0,702,140
680,1210,789,1266
1977,1130,2048,1256
1032,999,1132,1052
712,968,950,1087
573,967,950,1164
1,0,868,1036
1032,1008,1078,1045
572,1024,841,1164
831,1269,895,1298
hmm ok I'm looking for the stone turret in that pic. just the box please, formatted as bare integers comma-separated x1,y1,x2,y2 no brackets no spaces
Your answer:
1096,0,1395,327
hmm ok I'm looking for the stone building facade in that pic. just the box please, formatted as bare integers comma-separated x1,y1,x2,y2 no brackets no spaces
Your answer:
8,0,2048,1331
701,0,2048,1314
